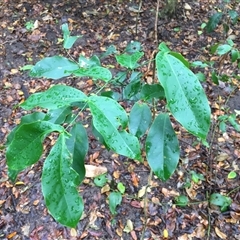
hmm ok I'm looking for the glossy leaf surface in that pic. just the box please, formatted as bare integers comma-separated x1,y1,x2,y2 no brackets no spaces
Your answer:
6,121,64,171
29,56,79,79
89,95,141,160
129,102,152,138
156,51,210,140
146,114,179,181
47,106,72,124
21,85,87,110
42,133,83,227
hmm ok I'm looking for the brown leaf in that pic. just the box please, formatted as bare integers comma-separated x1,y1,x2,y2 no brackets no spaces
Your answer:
215,227,227,239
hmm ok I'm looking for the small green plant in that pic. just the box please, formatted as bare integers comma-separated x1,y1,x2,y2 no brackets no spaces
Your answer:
5,24,211,227
205,0,239,33
210,193,232,211
25,21,35,31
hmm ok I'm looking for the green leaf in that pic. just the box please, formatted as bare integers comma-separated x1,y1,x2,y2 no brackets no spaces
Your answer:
190,170,205,183
228,114,240,132
88,95,141,160
228,171,237,179
117,182,125,194
21,85,87,110
228,10,238,24
195,72,206,82
62,23,81,49
116,52,144,69
140,84,165,101
6,121,64,171
231,49,239,62
211,71,219,85
175,195,189,207
94,174,107,187
125,41,142,54
47,106,72,124
66,123,88,184
206,12,223,33
109,192,122,215
210,193,232,212
146,114,180,181
100,91,121,101
170,52,190,68
20,64,34,71
156,51,211,140
123,80,141,100
100,45,117,58
78,55,101,68
158,42,170,53
42,133,83,227
216,44,232,55
191,61,209,68
6,112,46,146
29,56,79,79
129,102,152,138
70,66,112,82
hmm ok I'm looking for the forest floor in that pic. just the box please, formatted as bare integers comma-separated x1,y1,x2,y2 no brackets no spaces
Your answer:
0,0,240,239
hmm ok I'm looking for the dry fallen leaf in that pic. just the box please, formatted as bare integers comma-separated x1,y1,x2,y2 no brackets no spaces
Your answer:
215,227,227,239
85,164,107,178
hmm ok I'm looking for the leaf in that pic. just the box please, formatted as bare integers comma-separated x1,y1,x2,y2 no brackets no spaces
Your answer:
85,165,108,178
206,12,223,33
146,114,179,181
109,192,122,215
21,85,87,110
170,52,190,68
129,102,152,138
78,55,101,68
210,193,232,211
156,51,211,140
116,52,144,69
216,44,232,55
70,66,112,82
47,106,72,124
158,42,171,53
175,195,189,207
191,61,209,68
29,56,79,79
231,49,239,62
228,10,239,24
227,171,237,179
123,80,141,100
117,182,126,194
123,219,133,233
125,41,142,53
140,84,165,101
6,121,64,172
88,95,141,161
94,174,107,187
6,112,46,146
62,23,81,49
66,123,88,183
42,133,83,227
100,45,117,58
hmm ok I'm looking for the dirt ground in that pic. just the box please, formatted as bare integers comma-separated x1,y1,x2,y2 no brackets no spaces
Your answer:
0,0,240,239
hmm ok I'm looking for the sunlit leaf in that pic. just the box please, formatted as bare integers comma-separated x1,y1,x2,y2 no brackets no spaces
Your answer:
116,51,144,69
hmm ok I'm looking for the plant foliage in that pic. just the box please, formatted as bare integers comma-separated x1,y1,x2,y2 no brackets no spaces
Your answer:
5,24,211,227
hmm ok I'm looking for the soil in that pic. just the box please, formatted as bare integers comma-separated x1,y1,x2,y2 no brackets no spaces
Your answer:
0,0,240,239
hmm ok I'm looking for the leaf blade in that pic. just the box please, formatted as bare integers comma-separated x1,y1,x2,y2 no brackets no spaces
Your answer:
146,114,179,181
